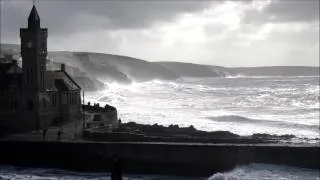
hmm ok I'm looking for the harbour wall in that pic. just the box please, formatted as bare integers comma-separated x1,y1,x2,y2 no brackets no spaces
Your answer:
0,141,319,176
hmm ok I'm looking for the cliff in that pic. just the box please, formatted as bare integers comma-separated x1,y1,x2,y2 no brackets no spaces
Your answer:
1,44,318,92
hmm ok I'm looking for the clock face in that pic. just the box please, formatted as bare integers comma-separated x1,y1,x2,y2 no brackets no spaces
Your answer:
27,42,33,48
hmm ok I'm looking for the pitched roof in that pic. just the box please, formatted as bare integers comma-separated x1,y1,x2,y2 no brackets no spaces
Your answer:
0,62,22,78
54,79,69,91
0,63,22,89
0,63,13,77
0,63,81,91
46,70,81,91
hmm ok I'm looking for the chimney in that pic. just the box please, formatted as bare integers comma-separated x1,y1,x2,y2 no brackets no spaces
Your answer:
61,63,66,71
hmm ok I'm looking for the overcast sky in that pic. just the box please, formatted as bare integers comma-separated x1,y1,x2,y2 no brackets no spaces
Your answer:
1,0,319,67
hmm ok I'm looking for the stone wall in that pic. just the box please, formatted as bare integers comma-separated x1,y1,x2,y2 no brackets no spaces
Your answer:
83,104,118,130
0,141,318,177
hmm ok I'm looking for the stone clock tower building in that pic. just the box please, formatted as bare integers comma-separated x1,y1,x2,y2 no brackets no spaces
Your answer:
21,5,47,92
0,5,81,133
20,5,48,129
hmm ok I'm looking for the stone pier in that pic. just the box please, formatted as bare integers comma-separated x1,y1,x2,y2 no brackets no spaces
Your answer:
0,141,318,176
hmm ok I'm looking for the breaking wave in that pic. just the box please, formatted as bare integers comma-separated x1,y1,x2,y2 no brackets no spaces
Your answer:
208,163,320,180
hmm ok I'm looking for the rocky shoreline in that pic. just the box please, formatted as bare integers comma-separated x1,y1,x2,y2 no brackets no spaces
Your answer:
83,121,298,144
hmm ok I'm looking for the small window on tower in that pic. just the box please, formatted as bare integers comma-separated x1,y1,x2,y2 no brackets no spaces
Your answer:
41,66,45,86
26,68,29,84
54,94,57,106
43,100,46,109
30,68,33,85
42,41,46,49
27,100,33,110
11,101,18,110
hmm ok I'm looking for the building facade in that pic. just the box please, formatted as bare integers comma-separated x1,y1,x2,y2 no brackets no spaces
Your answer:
0,5,81,133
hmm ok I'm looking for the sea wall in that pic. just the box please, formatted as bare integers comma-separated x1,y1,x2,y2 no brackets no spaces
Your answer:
0,141,319,176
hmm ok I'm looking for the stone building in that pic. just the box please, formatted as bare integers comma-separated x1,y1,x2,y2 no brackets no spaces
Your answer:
0,5,81,133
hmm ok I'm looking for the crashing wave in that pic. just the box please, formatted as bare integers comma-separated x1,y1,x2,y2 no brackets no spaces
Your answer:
208,163,320,180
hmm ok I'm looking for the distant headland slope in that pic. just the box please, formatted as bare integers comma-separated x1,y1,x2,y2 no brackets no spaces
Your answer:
1,44,318,91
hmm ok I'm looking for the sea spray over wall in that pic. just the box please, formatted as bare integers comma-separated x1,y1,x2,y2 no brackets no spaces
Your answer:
208,163,320,180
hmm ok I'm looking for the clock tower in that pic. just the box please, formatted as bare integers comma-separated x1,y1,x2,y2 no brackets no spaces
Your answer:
20,4,47,124
20,5,47,92
0,3,82,132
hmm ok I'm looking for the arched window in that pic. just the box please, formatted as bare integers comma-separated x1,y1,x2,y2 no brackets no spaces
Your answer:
53,93,57,106
30,68,33,85
26,68,30,84
11,101,18,110
27,100,33,110
14,101,18,109
43,99,46,109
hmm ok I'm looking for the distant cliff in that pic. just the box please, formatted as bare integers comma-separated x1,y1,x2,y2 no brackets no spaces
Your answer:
156,62,319,77
156,62,228,77
229,66,320,76
1,44,319,91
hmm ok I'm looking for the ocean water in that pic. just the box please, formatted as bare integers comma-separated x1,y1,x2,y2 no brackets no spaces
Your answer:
0,164,319,179
86,76,319,142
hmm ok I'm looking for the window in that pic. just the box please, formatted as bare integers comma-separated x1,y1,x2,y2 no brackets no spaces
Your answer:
75,93,77,104
42,41,47,53
52,93,57,107
43,99,46,109
13,101,17,110
64,92,67,105
27,100,33,110
30,68,33,85
26,68,33,85
69,93,72,105
66,93,69,105
26,68,29,84
41,66,45,87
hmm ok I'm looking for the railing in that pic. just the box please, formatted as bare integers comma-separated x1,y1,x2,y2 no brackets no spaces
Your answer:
82,104,118,131
82,104,117,113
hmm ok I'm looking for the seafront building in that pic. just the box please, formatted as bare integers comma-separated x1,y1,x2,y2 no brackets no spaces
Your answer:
0,5,81,132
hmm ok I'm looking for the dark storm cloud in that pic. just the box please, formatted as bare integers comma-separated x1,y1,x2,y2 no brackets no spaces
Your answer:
1,1,212,41
243,0,319,24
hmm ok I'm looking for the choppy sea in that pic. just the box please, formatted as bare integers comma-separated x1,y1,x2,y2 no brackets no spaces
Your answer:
87,76,320,142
